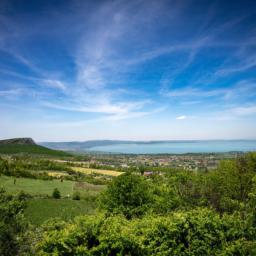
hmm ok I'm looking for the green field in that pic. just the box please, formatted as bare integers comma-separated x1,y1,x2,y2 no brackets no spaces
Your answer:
73,181,106,197
25,198,97,225
0,175,104,225
0,175,106,197
0,144,71,157
0,175,73,196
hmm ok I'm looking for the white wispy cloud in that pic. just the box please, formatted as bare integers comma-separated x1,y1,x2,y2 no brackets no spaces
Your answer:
66,0,166,119
176,115,187,120
0,89,22,96
41,79,66,91
128,13,249,69
215,55,256,77
162,86,225,98
176,115,197,120
231,106,256,116
162,79,256,102
0,68,67,92
157,11,256,99
42,99,152,116
180,100,201,105
213,105,256,121
105,106,166,121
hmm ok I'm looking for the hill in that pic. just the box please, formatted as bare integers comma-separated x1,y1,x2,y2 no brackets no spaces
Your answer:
0,138,71,157
0,137,36,145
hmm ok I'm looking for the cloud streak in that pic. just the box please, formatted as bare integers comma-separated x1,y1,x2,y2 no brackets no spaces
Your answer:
176,115,187,120
162,79,256,103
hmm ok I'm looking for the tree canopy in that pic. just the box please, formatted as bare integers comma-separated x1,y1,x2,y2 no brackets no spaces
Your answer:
101,172,152,219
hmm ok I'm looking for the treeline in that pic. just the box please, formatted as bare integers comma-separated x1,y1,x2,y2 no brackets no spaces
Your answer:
0,144,71,156
0,156,72,172
0,156,72,180
0,156,110,185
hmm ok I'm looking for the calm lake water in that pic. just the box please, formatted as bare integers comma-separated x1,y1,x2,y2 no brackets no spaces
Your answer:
88,140,256,154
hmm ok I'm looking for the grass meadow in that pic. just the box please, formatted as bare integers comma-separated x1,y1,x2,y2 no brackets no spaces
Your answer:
0,175,105,225
24,198,97,225
0,175,73,196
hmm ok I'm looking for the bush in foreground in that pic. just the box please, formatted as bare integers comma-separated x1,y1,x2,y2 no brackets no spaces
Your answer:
0,189,27,256
34,208,256,255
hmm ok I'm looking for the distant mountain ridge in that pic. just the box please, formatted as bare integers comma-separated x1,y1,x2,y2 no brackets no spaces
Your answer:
0,137,36,145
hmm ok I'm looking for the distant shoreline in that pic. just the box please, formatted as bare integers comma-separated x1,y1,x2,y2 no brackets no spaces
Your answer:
40,140,256,154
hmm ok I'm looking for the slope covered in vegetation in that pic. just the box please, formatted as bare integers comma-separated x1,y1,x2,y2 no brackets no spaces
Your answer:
0,144,71,156
0,138,71,157
0,137,36,145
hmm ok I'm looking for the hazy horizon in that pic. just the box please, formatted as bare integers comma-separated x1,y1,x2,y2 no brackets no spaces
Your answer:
2,137,256,143
1,0,256,141
40,138,256,143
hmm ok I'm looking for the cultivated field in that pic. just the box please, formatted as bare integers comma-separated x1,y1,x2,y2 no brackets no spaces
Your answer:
71,166,124,176
47,171,69,178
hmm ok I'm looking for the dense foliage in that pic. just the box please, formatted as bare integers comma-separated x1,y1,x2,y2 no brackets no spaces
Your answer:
0,157,72,173
0,190,27,256
101,172,152,219
34,208,256,255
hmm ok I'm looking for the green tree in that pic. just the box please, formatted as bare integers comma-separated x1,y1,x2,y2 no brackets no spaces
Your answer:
203,154,256,213
0,189,27,256
52,188,61,199
101,172,152,219
0,157,10,175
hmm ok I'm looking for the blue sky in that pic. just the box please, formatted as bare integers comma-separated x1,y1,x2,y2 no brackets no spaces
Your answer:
0,0,256,141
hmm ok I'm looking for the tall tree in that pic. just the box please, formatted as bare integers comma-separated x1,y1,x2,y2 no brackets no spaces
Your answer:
101,172,152,219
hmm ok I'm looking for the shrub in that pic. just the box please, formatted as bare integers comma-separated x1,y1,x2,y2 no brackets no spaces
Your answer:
0,189,27,256
72,192,80,200
52,188,61,199
101,172,152,219
34,208,255,256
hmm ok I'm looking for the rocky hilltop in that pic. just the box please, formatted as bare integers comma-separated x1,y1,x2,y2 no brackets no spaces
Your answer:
0,137,36,145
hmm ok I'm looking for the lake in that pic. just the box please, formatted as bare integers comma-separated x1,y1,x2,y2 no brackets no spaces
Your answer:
88,140,256,154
